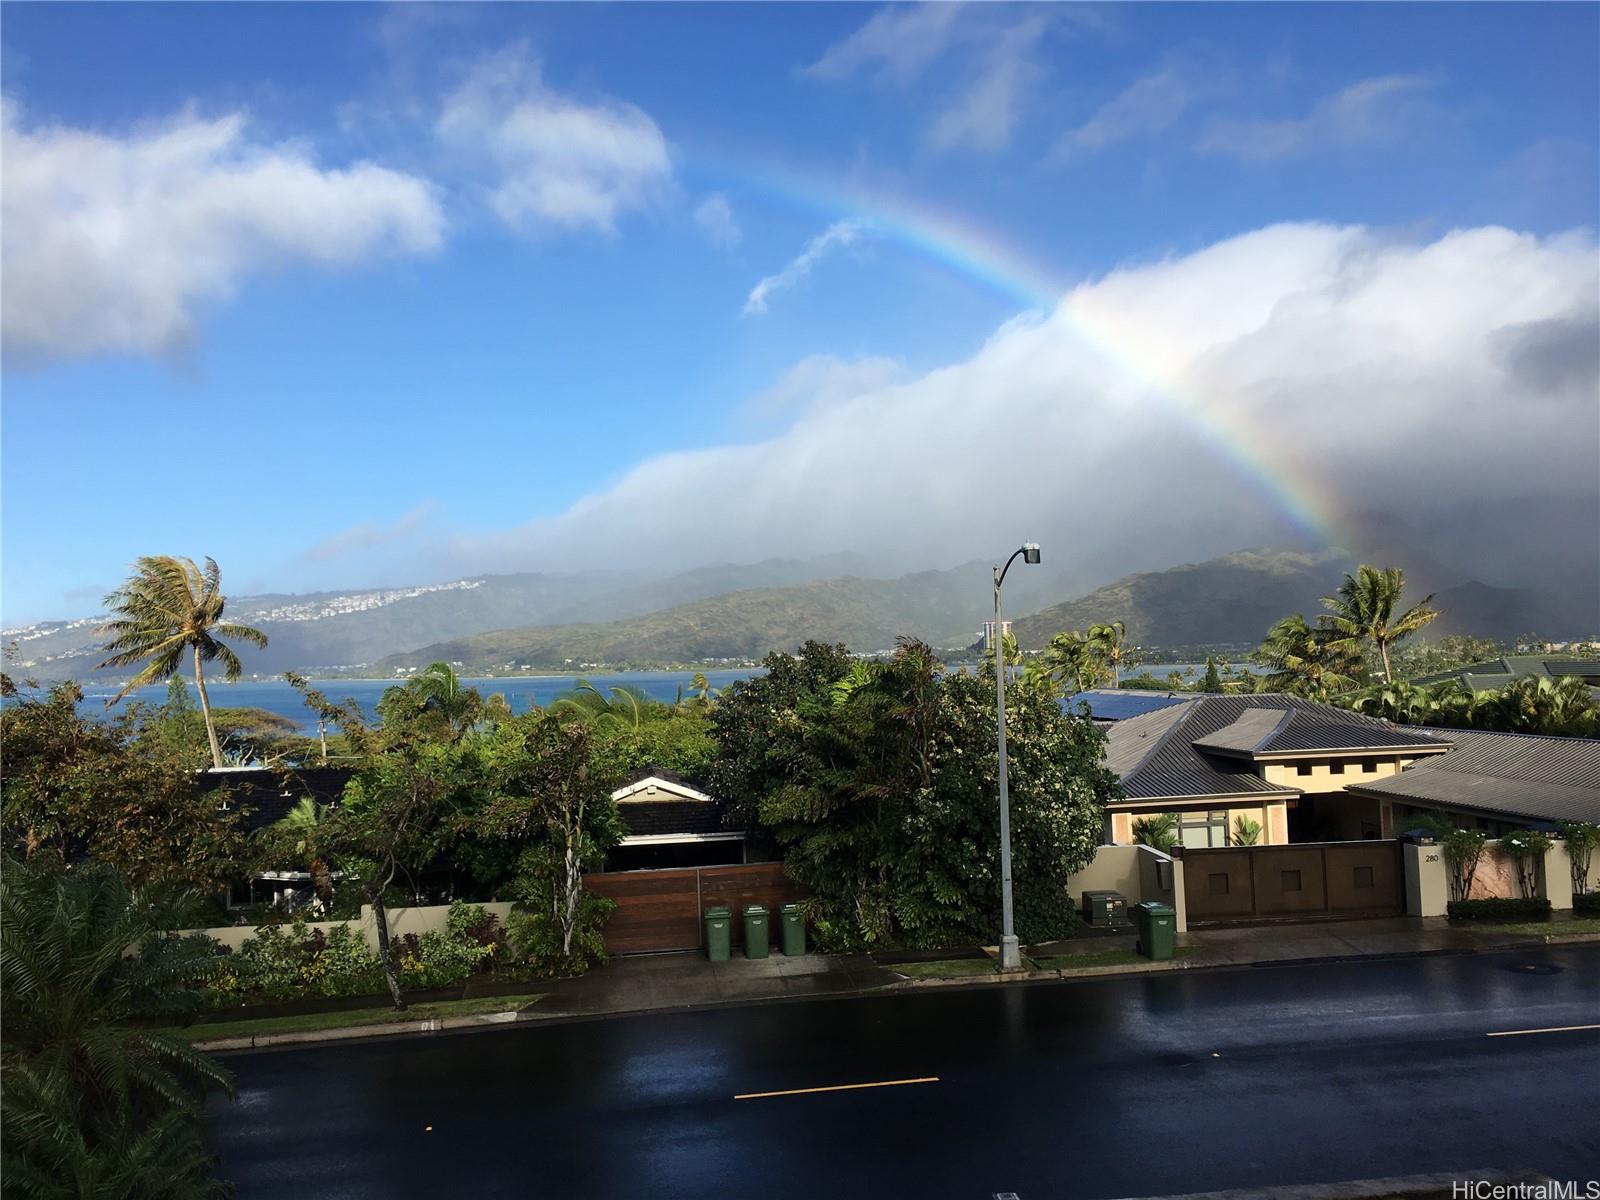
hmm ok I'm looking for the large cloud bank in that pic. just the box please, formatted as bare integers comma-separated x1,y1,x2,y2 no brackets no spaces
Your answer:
1,102,444,364
447,222,1598,591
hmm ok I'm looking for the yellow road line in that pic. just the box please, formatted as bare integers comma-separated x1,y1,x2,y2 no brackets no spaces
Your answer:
735,1076,940,1100
1487,1023,1600,1038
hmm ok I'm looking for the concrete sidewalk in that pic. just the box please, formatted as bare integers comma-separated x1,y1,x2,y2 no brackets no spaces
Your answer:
198,914,1597,1051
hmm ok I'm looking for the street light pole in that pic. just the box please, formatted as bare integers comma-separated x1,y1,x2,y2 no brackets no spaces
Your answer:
993,542,1040,972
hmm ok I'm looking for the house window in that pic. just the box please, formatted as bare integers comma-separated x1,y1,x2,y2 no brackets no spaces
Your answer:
1180,811,1229,849
1362,761,1378,774
1281,869,1303,892
1329,762,1345,775
1296,763,1313,776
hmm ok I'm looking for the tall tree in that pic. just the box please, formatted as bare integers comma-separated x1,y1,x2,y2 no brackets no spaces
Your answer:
1087,621,1128,687
1319,565,1438,684
98,556,268,770
1253,614,1363,700
377,661,504,742
1040,630,1105,695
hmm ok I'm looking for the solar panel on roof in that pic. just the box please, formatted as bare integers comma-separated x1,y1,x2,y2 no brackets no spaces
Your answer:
1061,691,1187,721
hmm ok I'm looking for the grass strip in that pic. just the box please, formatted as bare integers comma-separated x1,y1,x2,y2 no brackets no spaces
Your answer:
168,995,543,1042
889,958,1000,979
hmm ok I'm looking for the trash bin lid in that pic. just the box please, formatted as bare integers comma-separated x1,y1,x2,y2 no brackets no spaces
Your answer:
1133,900,1175,915
743,904,767,915
706,906,731,918
780,902,803,915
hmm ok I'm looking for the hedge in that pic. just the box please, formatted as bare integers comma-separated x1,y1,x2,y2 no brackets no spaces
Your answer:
1446,897,1552,921
1574,892,1600,915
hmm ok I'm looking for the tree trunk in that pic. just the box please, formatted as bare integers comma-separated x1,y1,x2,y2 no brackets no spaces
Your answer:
318,717,328,763
1379,640,1393,684
193,646,224,770
370,888,407,1011
309,857,333,902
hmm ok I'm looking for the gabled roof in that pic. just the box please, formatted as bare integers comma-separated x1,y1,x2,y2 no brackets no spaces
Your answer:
1347,727,1600,825
611,765,742,841
1103,694,1451,804
612,767,716,804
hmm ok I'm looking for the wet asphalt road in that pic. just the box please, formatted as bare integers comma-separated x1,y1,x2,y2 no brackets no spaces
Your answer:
208,947,1600,1199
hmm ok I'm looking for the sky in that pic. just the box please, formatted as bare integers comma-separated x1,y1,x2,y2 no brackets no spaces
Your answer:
2,2,1597,623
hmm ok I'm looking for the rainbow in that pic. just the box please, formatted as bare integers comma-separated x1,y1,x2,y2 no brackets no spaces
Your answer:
705,156,1347,547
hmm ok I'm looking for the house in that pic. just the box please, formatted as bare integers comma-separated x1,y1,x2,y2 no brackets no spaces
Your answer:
1413,655,1600,700
605,767,748,871
1098,694,1452,847
1344,727,1600,836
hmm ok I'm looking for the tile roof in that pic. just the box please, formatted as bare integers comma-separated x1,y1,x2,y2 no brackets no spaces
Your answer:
1103,694,1449,804
1413,655,1600,692
1347,727,1600,826
617,800,731,838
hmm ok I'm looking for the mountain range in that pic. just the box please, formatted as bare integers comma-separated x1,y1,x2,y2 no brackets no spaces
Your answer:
4,549,1590,682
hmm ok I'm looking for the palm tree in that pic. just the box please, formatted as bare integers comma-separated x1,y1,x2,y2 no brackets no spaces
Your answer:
378,662,504,740
1041,630,1105,694
1320,565,1438,684
279,797,334,902
549,679,649,730
98,556,267,770
1087,621,1128,688
1254,614,1363,700
1,862,234,1197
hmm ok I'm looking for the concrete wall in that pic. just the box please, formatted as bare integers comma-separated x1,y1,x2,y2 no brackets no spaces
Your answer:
1405,838,1582,914
184,902,516,953
1066,843,1187,933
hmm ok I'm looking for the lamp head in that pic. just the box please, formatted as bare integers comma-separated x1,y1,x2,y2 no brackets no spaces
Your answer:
1022,543,1041,565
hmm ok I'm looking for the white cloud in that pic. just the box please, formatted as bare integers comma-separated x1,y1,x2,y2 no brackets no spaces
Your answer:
440,223,1597,593
436,47,673,234
743,219,867,315
694,193,742,249
742,354,908,422
928,16,1047,152
802,3,968,84
300,503,437,564
1198,74,1436,160
0,100,443,365
1053,65,1195,159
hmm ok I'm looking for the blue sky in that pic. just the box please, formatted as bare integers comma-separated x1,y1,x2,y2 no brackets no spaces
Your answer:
3,2,1597,622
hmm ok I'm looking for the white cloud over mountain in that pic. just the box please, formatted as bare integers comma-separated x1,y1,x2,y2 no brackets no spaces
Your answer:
0,101,444,365
439,222,1599,592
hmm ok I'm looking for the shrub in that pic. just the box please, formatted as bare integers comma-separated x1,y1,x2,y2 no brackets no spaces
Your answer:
506,891,614,975
1232,816,1262,847
1446,897,1552,921
1441,828,1489,902
1132,813,1179,853
1559,821,1600,896
1498,829,1552,900
1574,892,1600,915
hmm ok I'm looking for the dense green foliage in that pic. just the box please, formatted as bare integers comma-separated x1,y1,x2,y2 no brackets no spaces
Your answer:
712,640,1117,950
1,861,234,1198
1445,897,1552,921
1561,822,1600,897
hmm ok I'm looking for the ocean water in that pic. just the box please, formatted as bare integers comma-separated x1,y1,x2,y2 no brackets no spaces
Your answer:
71,669,760,733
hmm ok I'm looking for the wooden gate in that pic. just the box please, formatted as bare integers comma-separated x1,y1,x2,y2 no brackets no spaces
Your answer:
582,863,808,954
1182,840,1404,925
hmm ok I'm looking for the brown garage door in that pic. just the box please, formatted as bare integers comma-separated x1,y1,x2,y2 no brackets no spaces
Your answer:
1183,840,1404,924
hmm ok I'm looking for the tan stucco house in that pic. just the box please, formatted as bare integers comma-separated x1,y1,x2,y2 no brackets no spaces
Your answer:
1085,693,1452,847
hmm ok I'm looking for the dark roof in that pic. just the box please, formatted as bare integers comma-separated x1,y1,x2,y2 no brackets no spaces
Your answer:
1062,690,1189,722
1347,727,1600,825
616,765,713,795
199,766,351,833
1193,707,1448,758
617,801,731,838
1104,694,1449,804
1413,655,1600,692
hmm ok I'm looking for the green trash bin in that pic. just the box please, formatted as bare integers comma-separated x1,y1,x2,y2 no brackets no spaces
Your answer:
743,904,770,959
705,905,732,962
1133,900,1175,961
779,902,806,956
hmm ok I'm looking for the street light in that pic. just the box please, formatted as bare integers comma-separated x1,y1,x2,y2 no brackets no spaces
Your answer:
993,541,1040,972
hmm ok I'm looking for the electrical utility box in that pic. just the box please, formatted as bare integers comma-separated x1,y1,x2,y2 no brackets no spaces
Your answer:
1083,890,1133,928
